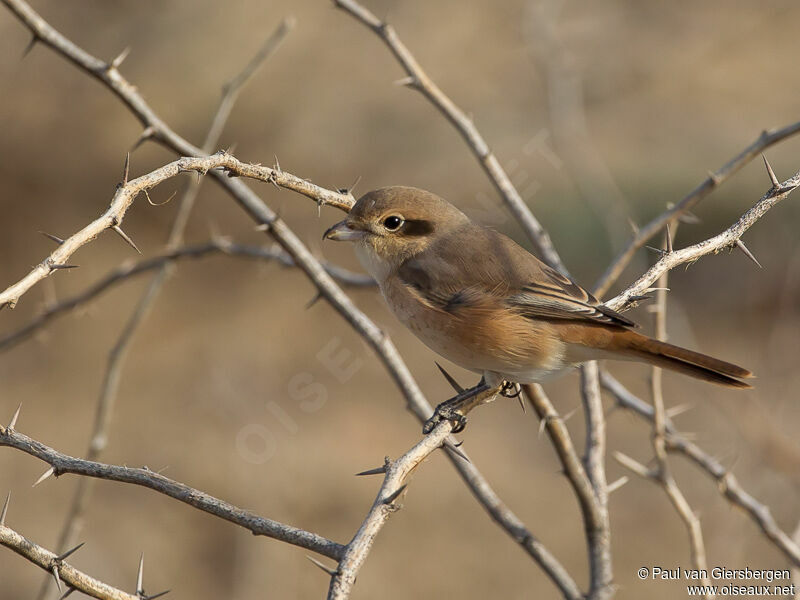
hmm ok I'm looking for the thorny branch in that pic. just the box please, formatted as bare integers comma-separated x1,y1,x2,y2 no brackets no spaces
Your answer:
0,522,140,600
606,162,800,312
601,372,800,567
326,419,456,600
2,0,799,598
0,2,577,598
614,223,713,597
333,0,566,274
0,241,372,354
333,3,615,597
579,363,613,600
593,121,800,297
40,23,295,591
0,151,354,311
0,421,346,561
523,383,608,596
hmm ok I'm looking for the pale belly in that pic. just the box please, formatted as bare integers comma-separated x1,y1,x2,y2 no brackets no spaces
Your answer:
379,279,571,384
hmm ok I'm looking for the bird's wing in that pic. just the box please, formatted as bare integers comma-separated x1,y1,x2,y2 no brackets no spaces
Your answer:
396,224,636,328
508,270,636,327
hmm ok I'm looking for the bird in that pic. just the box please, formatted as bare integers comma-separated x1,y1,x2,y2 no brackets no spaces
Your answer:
323,186,752,430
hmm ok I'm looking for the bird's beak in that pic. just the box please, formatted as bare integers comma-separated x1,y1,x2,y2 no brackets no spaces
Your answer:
323,220,364,242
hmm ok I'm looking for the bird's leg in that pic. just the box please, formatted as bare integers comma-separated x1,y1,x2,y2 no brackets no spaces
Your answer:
423,378,503,434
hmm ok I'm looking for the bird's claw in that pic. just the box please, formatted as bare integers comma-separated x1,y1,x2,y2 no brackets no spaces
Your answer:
499,381,522,398
423,405,468,434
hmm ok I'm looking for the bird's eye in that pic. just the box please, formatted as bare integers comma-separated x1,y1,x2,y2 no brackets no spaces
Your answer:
382,215,404,231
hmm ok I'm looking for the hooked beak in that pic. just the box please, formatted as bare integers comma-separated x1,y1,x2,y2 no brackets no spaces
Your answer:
323,220,365,242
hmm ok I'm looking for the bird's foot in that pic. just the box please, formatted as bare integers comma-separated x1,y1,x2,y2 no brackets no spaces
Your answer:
422,378,501,435
499,381,522,398
423,404,468,435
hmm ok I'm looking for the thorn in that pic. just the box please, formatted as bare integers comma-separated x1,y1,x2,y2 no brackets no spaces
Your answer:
32,467,55,487
52,565,63,593
273,155,281,174
254,223,270,232
607,476,629,494
666,403,693,419
645,245,664,256
707,170,721,185
143,189,176,207
434,362,464,393
112,225,142,254
355,465,387,477
132,126,156,151
56,542,85,562
110,46,131,70
394,76,417,87
50,264,79,270
443,439,469,462
144,590,170,600
735,239,762,269
305,291,323,309
122,152,131,185
643,287,670,294
383,484,407,505
561,407,579,424
762,154,780,189
613,451,654,479
537,416,547,438
8,404,21,430
345,174,361,196
626,294,653,303
136,553,144,596
22,34,38,59
58,587,76,600
517,394,526,413
39,231,65,245
626,217,639,236
306,555,338,576
664,223,673,253
0,491,10,526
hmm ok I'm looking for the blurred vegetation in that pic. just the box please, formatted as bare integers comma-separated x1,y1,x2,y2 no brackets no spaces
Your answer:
0,1,798,599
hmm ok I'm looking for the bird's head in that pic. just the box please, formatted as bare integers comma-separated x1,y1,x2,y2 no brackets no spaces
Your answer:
323,186,470,281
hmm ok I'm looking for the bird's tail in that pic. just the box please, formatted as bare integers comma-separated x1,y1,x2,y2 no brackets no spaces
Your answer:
611,330,753,389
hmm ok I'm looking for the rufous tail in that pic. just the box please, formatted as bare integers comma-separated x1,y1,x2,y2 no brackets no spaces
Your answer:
614,330,753,389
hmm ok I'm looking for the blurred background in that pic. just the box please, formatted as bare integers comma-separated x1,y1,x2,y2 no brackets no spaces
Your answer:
1,0,799,598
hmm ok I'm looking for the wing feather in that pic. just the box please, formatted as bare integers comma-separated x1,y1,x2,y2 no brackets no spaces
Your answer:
396,223,636,328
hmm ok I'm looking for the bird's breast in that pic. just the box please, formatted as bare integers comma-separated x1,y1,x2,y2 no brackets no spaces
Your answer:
380,275,568,382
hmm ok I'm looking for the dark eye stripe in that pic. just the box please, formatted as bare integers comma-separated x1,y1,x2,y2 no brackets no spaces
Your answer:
400,219,434,236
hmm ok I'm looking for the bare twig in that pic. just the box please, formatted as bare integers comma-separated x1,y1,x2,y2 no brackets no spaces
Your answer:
0,424,345,560
327,419,455,599
0,523,138,600
523,383,606,598
0,3,583,594
332,0,566,273
593,122,800,297
0,151,354,311
36,27,298,594
606,165,800,311
615,224,713,596
0,241,372,354
578,363,613,600
649,226,711,590
601,372,800,567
